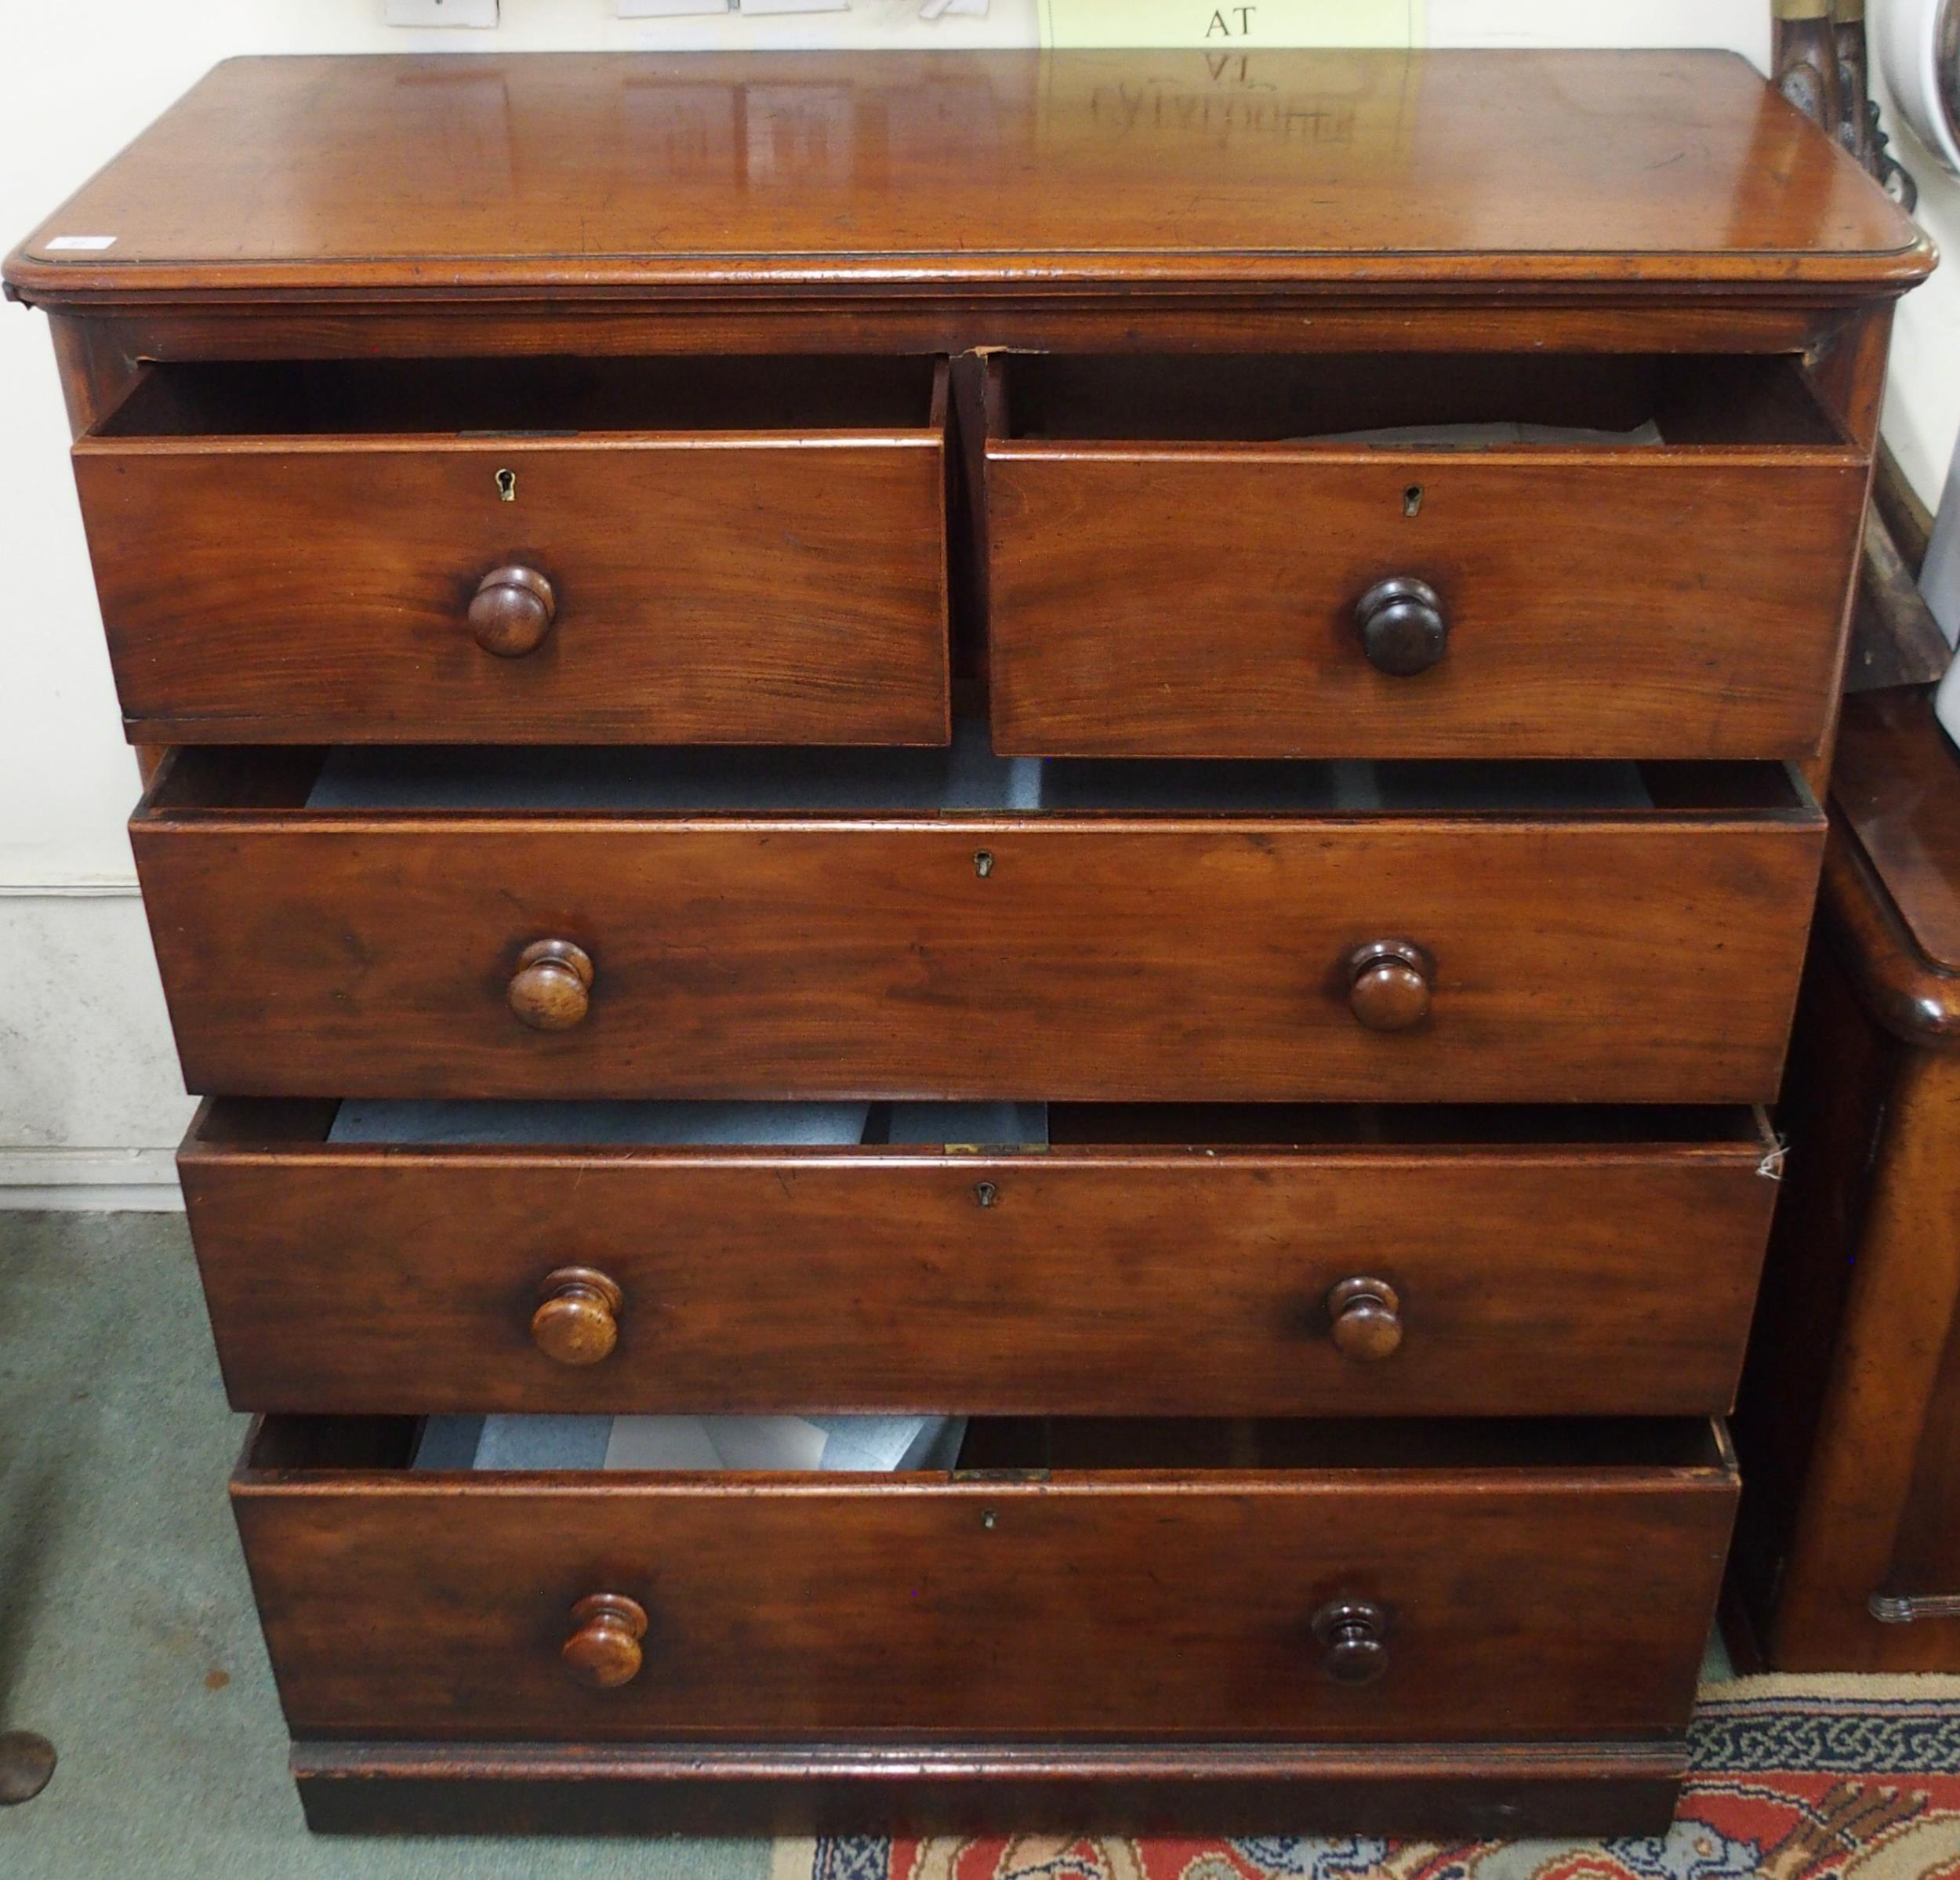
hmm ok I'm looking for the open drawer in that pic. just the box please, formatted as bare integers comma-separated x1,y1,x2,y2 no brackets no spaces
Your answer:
233,1413,1737,1744
132,737,1824,1105
74,356,951,746
984,352,1868,760
183,1098,1781,1419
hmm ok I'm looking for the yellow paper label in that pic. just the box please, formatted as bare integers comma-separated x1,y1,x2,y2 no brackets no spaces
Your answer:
1040,0,1425,48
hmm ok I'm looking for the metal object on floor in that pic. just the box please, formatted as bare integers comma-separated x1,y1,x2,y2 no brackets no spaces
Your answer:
0,1730,57,1806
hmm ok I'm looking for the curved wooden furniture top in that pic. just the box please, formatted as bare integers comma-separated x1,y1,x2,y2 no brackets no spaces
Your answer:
3,50,1932,308
1824,691,1960,1051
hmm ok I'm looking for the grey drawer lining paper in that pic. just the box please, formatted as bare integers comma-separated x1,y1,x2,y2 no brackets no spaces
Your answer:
373,1098,1036,1474
309,721,1656,817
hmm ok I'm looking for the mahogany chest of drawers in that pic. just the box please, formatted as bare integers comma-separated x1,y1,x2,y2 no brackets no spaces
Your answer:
5,48,1930,1838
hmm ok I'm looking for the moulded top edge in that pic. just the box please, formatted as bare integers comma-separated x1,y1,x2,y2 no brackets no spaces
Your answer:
3,49,1934,309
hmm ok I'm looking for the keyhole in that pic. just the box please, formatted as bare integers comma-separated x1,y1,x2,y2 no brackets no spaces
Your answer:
974,850,995,878
495,468,517,503
1403,485,1424,518
975,1181,998,1208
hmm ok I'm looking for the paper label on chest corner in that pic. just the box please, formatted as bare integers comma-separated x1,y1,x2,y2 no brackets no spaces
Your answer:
1040,0,1425,48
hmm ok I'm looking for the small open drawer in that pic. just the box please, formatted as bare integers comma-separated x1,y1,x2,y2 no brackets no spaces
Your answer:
983,351,1867,760
74,355,951,746
134,739,1824,1105
232,1412,1737,1744
185,1098,1780,1420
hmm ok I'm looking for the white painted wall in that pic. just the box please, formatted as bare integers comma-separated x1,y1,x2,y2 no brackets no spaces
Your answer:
1872,43,1960,511
0,0,1944,1207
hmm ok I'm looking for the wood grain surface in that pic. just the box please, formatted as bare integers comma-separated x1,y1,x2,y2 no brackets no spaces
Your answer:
75,365,950,746
233,1416,1737,1743
989,450,1865,760
182,1101,1780,1417
1833,691,1960,978
5,53,1929,304
132,775,1825,1104
289,1736,1690,1838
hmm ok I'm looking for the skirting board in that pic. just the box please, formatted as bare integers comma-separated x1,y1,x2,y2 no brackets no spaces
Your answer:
0,1145,183,1211
292,1737,1688,1838
0,887,197,1205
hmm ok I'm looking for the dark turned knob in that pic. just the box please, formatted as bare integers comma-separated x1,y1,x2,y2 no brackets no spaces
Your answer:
509,938,593,1032
1356,576,1447,677
1346,940,1433,1033
469,564,557,657
561,1593,647,1689
1327,1276,1403,1362
1312,1598,1389,1686
532,1267,623,1366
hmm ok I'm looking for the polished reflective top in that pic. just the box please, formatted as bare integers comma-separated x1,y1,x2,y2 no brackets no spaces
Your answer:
5,49,1931,302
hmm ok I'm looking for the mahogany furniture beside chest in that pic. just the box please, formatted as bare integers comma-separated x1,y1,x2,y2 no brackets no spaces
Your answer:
5,49,1930,1837
1732,688,1960,1670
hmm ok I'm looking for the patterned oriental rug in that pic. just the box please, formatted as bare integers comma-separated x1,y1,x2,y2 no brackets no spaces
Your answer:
773,1696,1960,1880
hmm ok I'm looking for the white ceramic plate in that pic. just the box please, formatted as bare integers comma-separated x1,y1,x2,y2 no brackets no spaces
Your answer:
1879,0,1960,176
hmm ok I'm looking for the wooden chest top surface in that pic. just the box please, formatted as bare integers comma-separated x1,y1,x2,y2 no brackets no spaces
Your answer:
3,49,1930,304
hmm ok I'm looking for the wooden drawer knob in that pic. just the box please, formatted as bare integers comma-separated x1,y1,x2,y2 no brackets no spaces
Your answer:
1327,1276,1403,1362
1346,940,1433,1033
562,1593,647,1689
509,939,593,1032
1356,576,1447,677
1312,1598,1389,1686
532,1266,623,1366
469,564,557,658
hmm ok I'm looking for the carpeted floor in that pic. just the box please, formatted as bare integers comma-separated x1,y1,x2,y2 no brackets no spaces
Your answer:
0,1210,770,1880
770,1694,1960,1879
4,1209,1959,1879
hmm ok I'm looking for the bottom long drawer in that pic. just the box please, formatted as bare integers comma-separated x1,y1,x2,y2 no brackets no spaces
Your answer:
234,1414,1737,1745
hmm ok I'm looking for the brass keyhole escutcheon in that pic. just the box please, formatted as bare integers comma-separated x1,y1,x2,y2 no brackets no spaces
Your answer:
495,467,517,502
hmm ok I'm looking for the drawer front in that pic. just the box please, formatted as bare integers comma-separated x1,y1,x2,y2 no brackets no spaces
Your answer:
987,452,1866,759
134,808,1824,1105
74,434,949,745
184,1112,1777,1417
233,1423,1736,1743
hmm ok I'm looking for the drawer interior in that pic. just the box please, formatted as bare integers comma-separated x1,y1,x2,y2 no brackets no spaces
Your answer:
323,1098,1051,1148
241,1412,1734,1481
94,354,943,438
994,352,1852,449
193,1095,1770,1155
143,733,1816,822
